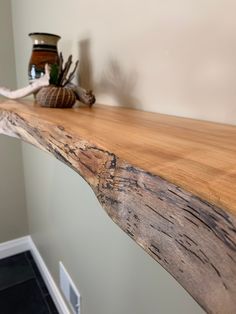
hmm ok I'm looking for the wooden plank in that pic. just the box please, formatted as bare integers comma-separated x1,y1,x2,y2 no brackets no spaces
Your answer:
0,99,236,313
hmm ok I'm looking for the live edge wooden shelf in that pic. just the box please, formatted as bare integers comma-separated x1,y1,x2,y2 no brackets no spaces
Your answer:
0,99,236,313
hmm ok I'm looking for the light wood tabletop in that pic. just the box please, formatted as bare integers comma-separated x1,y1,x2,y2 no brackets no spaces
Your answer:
0,99,236,313
1,99,235,215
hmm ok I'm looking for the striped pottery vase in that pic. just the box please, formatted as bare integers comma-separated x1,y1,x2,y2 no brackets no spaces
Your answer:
28,32,61,83
36,86,76,108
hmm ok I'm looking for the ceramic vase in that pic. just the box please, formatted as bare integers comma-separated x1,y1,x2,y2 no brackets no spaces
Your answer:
28,32,61,82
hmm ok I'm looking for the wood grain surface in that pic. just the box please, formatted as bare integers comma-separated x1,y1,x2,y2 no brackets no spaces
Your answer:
0,99,236,313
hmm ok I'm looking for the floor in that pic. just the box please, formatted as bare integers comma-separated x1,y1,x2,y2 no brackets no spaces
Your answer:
0,251,59,314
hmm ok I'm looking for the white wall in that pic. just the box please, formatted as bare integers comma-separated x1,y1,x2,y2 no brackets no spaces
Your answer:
0,0,28,242
10,0,235,313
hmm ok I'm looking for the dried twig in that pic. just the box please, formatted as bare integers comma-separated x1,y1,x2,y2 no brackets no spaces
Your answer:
62,60,79,87
58,55,72,86
57,52,63,80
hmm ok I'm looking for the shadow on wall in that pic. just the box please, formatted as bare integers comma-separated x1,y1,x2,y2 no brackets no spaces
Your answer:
78,38,141,109
77,23,236,123
78,38,93,90
96,59,140,109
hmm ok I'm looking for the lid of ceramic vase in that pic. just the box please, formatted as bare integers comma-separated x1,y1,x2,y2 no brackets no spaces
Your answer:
29,32,61,46
29,32,61,39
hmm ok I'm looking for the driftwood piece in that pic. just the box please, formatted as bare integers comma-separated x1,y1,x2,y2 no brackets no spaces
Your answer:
0,101,236,313
0,64,50,99
68,83,96,106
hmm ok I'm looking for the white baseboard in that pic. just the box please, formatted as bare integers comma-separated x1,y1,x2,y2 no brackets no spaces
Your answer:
0,236,30,259
0,235,70,314
29,237,70,314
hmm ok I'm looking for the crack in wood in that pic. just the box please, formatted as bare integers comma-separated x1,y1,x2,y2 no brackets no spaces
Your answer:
183,234,198,246
145,204,174,225
150,224,173,238
175,239,206,264
183,216,199,227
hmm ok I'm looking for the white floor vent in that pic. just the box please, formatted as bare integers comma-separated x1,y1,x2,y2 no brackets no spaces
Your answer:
59,262,81,314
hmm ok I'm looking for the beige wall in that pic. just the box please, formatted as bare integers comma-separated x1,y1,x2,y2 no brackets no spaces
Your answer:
0,0,28,242
11,0,236,125
0,0,16,89
10,0,235,313
22,143,203,314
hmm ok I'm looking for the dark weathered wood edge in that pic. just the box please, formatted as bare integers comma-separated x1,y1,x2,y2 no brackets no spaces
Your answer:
0,109,236,314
